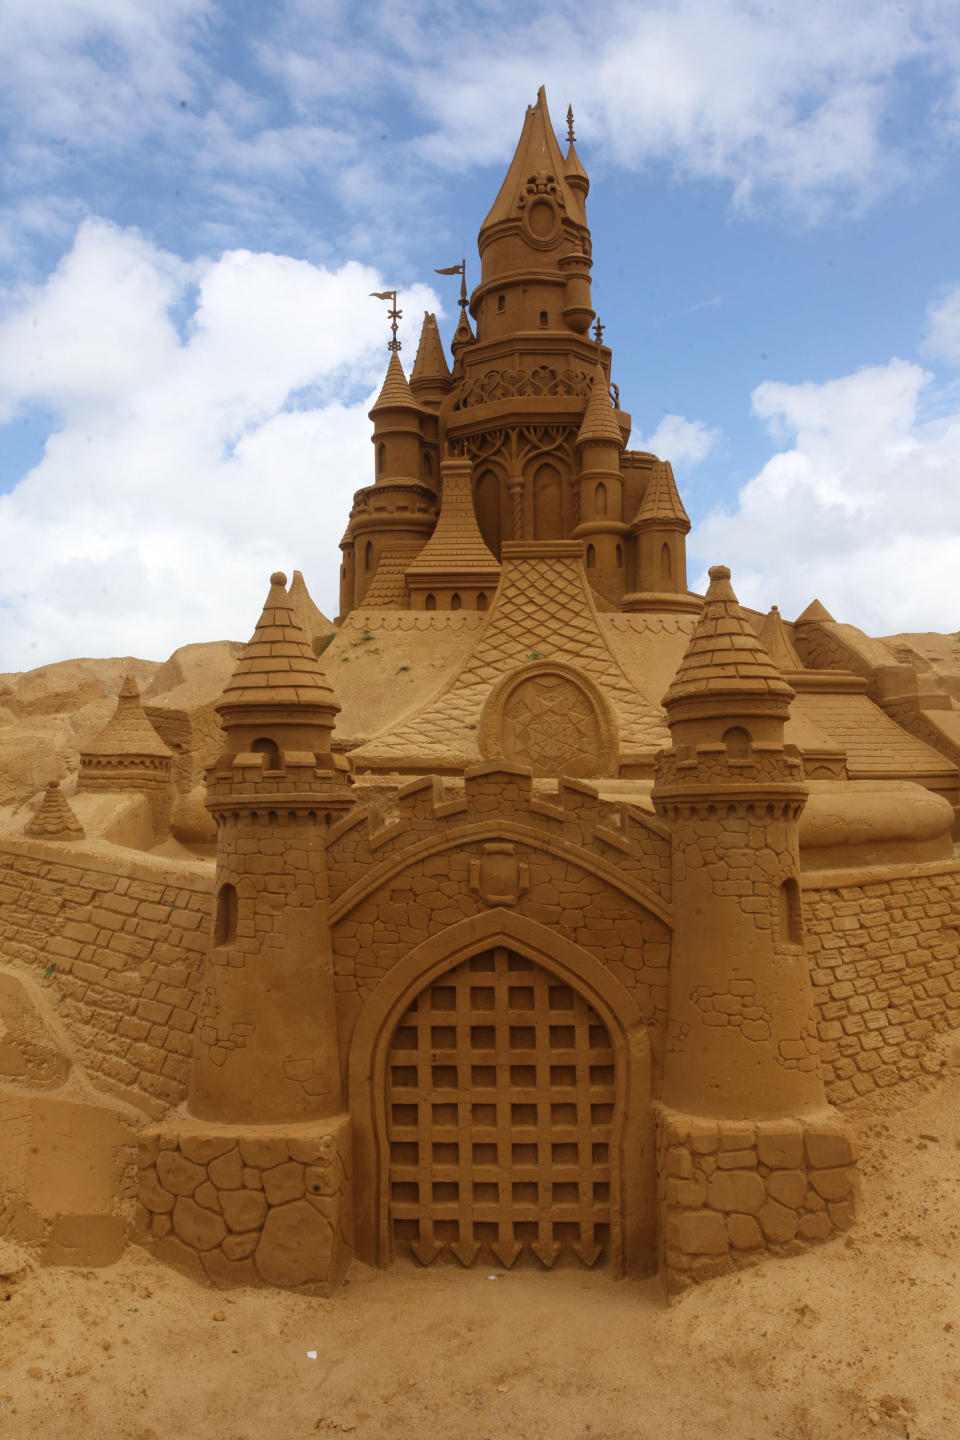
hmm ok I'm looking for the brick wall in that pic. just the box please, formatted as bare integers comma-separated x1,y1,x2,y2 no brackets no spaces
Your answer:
0,839,212,1111
803,859,960,1103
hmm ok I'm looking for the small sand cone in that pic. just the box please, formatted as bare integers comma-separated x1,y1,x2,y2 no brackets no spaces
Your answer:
25,780,85,840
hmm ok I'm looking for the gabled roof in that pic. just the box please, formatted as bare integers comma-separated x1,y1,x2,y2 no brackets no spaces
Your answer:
82,674,172,758
663,566,794,708
576,368,624,447
480,86,578,235
218,572,338,711
634,461,690,531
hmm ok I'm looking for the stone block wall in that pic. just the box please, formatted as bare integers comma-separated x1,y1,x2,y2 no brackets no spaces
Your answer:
0,839,212,1110
803,859,960,1104
657,1106,857,1293
136,1114,352,1292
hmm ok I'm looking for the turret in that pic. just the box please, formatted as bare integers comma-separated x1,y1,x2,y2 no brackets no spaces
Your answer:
77,673,172,833
404,457,501,611
190,571,353,1125
410,311,453,409
573,367,630,603
623,460,700,614
651,566,855,1290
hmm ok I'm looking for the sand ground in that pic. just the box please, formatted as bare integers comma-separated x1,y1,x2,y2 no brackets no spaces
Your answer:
2,1031,959,1440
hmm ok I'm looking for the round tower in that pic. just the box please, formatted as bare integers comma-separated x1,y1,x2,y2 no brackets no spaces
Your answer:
77,673,172,834
651,566,856,1289
573,366,629,603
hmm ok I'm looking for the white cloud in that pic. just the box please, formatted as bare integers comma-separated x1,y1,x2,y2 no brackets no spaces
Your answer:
692,357,960,633
0,219,439,670
636,414,719,469
923,286,960,366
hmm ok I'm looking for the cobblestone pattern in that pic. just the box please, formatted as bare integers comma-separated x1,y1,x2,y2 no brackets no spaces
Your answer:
803,863,960,1103
0,841,211,1108
656,1106,857,1293
135,1116,351,1291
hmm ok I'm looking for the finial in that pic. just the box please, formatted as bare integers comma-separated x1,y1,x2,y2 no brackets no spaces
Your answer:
370,290,403,352
435,260,469,312
592,317,605,346
566,104,575,145
270,571,287,588
708,565,731,582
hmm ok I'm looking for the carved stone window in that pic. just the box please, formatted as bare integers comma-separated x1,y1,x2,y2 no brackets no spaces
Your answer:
479,662,618,778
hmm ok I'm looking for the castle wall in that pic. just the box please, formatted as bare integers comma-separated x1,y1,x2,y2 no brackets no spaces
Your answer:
802,859,960,1103
0,839,211,1112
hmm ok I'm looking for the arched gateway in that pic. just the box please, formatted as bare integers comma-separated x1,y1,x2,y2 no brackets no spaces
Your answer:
349,912,655,1275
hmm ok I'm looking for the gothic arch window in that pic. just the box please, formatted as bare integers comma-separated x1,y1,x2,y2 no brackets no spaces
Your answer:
425,593,437,611
476,592,488,612
451,593,462,611
539,310,548,327
497,294,506,313
660,542,672,580
364,540,374,572
595,482,607,517
377,442,385,475
533,461,563,539
586,543,596,568
422,450,434,483
475,469,502,556
213,883,238,947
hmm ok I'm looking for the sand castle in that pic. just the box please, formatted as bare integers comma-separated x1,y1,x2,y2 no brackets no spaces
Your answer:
1,88,959,1296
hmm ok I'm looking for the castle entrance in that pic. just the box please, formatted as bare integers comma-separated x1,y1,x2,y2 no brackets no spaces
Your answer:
385,945,618,1268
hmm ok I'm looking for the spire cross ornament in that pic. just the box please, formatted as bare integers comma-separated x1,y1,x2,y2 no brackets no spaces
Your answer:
370,289,402,351
566,105,576,144
435,259,468,313
593,318,605,346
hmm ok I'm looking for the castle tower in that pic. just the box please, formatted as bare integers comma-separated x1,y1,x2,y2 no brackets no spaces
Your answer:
651,566,856,1289
138,572,356,1292
77,673,172,833
623,459,698,613
340,352,438,613
573,366,629,603
403,457,502,611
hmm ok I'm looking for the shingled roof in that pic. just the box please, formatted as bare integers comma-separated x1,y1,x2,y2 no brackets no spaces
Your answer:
405,460,501,581
25,780,85,840
82,674,172,758
663,565,794,708
217,572,338,710
634,460,690,531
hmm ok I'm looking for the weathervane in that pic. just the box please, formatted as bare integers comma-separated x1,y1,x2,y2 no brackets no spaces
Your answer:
370,289,402,351
566,105,576,145
435,259,469,315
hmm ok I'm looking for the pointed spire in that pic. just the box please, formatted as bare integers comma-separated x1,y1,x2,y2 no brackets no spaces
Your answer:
369,351,420,416
634,461,690,532
759,605,805,672
663,566,794,711
480,86,577,236
288,569,334,649
83,674,171,758
410,311,453,406
576,368,624,447
405,459,502,583
796,598,836,624
25,780,85,840
218,572,338,712
451,305,476,361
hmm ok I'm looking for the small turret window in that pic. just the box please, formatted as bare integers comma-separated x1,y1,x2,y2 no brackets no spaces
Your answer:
425,593,437,611
377,442,385,475
778,877,802,946
476,592,488,612
252,737,281,770
722,727,752,760
451,593,462,611
364,540,373,572
616,543,623,567
595,482,607,517
497,294,505,313
586,543,596,568
539,310,548,327
660,542,672,580
422,451,434,482
213,883,238,947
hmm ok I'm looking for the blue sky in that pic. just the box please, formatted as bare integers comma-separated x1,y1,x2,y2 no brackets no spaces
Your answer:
1,0,960,670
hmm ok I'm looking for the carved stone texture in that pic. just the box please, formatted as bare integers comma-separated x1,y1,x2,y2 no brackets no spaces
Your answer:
479,661,618,778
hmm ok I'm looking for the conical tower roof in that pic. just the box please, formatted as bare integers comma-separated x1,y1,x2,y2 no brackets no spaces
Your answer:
410,312,452,403
663,566,794,710
25,780,85,840
563,136,589,226
82,674,171,758
288,569,334,646
758,605,805,672
577,369,624,447
480,86,578,236
405,460,502,581
218,572,338,711
634,461,690,532
369,351,421,416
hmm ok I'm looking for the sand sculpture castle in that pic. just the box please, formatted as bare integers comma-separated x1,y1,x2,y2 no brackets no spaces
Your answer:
2,88,959,1295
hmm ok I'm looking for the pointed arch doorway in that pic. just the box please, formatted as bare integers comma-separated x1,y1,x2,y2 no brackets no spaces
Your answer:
349,912,655,1276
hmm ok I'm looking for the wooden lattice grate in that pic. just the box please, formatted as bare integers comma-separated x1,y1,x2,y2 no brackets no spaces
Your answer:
386,946,616,1268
